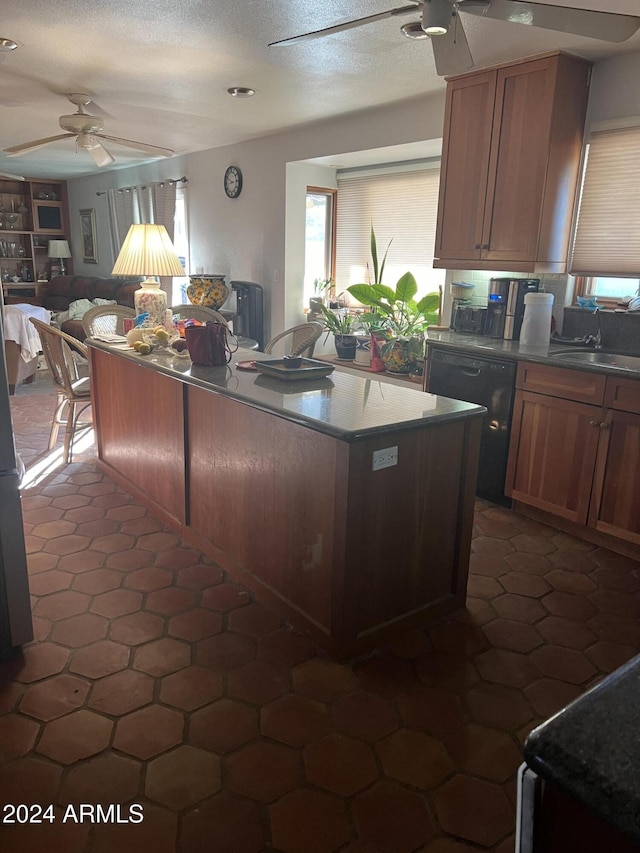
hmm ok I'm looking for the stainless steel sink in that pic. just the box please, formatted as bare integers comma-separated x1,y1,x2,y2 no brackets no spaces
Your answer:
551,350,640,371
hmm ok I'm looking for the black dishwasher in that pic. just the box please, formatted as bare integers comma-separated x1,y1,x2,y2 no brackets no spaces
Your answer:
427,348,516,505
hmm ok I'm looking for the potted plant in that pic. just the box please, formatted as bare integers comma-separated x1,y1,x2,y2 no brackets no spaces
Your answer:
309,276,334,312
346,227,439,373
317,303,358,360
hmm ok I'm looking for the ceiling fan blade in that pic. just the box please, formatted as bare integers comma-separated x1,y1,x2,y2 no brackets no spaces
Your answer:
0,171,25,180
4,133,75,156
269,3,421,46
431,14,474,76
461,0,640,42
98,134,174,158
87,141,115,168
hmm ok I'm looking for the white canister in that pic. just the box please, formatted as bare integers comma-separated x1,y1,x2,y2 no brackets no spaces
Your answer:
520,292,554,347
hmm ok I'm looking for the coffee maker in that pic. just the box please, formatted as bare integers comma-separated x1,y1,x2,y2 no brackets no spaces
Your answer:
488,278,540,340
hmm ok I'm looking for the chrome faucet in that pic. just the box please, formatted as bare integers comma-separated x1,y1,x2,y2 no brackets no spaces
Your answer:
590,307,603,350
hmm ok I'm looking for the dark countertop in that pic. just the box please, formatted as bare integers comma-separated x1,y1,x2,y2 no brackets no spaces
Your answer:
425,330,640,379
87,340,485,441
524,653,640,845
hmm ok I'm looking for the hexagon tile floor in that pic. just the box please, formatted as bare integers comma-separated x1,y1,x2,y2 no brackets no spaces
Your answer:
2,387,640,853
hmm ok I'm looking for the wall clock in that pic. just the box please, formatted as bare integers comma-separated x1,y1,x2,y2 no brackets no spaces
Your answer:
224,165,243,199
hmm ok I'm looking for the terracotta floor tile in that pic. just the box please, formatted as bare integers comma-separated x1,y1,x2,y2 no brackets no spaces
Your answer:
50,613,108,647
381,626,432,659
304,733,378,796
9,642,70,683
468,553,511,578
499,572,551,598
74,518,121,539
353,781,437,852
270,788,351,853
112,705,184,760
226,659,289,704
465,683,533,729
31,518,77,539
474,648,540,688
592,565,640,593
58,752,141,806
545,569,597,595
36,709,112,764
377,728,453,789
433,775,514,847
201,582,252,611
19,673,89,721
154,546,206,571
536,616,598,650
586,640,639,674
472,537,515,557
415,649,480,693
0,681,24,714
26,551,59,574
548,549,598,572
133,637,191,676
145,586,196,616
196,632,257,670
0,755,62,806
482,619,544,654
90,588,143,618
189,698,258,753
91,532,136,554
146,745,220,809
524,678,583,719
167,607,223,642
446,723,522,782
258,626,314,666
88,669,154,715
123,566,173,591
159,665,223,711
227,601,282,636
331,690,399,742
105,504,147,522
106,549,156,571
493,593,547,623
543,590,599,621
504,551,554,575
429,622,489,656
261,693,331,746
89,803,178,853
71,567,122,595
292,658,354,702
109,611,165,645
176,563,224,590
42,534,92,557
33,589,90,621
0,713,40,759
226,740,302,802
138,531,180,552
180,792,265,853
590,588,640,618
396,686,466,736
353,654,419,698
56,549,105,574
587,613,640,646
530,645,597,685
68,639,130,679
27,570,73,596
467,574,504,599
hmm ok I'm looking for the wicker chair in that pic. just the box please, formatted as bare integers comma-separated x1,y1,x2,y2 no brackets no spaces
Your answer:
170,304,229,326
264,322,323,358
29,318,92,464
82,305,136,338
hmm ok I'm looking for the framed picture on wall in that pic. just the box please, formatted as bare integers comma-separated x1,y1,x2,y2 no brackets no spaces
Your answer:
80,208,98,264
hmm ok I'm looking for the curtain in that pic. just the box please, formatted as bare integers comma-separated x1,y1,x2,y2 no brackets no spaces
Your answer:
106,188,135,264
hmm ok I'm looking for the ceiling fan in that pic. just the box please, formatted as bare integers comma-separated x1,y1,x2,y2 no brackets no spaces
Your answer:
3,93,174,168
269,0,640,76
0,171,24,180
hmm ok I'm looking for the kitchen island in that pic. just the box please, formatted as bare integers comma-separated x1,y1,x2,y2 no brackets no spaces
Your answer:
87,342,485,659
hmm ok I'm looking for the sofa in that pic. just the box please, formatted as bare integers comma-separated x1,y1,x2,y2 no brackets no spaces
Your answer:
40,275,141,341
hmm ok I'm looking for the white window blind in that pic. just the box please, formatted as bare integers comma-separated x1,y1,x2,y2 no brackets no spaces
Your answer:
335,169,444,298
570,126,640,277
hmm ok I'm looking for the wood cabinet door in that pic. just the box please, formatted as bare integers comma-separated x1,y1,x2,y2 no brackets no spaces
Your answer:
482,56,557,264
434,70,496,262
589,410,640,545
506,390,601,524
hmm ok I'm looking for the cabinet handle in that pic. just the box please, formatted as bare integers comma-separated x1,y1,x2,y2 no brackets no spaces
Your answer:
482,243,490,250
600,421,610,430
589,420,600,427
474,244,481,249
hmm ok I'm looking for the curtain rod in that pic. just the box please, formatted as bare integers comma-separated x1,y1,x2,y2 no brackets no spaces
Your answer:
96,176,188,197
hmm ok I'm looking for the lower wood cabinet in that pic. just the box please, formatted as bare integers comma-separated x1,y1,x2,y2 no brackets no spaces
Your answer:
506,365,640,546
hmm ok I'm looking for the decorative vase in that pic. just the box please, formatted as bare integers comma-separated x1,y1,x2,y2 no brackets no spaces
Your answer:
380,336,425,374
134,280,167,327
353,334,371,366
334,334,357,361
187,275,229,309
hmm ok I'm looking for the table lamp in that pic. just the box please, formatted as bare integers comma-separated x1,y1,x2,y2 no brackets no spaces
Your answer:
112,224,185,327
47,240,72,276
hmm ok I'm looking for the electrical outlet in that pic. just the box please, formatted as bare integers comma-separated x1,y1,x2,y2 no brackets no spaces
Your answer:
372,446,398,471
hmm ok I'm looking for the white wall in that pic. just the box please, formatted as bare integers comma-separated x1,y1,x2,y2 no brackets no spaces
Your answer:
586,50,640,127
67,90,445,343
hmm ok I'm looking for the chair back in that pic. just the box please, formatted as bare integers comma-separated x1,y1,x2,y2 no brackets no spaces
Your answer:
264,322,323,358
29,318,88,400
170,304,229,326
82,305,136,338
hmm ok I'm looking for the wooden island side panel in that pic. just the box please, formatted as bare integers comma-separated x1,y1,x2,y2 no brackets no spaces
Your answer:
89,348,186,526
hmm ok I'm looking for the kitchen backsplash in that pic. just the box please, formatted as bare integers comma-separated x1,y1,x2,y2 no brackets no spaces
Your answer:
562,306,640,354
443,269,572,331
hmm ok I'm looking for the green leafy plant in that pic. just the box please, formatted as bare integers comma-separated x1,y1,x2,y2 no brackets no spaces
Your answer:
313,276,333,296
317,303,356,335
347,273,439,337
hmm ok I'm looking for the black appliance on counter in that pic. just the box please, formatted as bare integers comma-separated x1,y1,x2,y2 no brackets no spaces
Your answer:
427,347,516,505
230,281,264,350
451,304,487,335
488,278,540,340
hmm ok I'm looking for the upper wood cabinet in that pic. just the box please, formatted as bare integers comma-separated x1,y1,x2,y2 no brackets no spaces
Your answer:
434,51,591,273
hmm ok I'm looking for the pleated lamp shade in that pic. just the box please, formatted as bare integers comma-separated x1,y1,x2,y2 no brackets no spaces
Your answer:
112,224,185,280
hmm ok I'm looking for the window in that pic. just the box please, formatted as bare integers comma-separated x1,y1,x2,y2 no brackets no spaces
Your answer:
571,125,640,303
334,168,445,302
304,188,335,306
172,185,189,304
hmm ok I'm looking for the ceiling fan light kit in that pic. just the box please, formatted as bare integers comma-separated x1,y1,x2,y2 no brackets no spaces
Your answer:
270,1,640,76
3,93,174,168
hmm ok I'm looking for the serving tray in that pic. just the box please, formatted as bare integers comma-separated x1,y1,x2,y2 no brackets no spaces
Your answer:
253,358,335,380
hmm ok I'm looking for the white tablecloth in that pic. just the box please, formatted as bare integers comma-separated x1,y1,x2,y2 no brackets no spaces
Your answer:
3,303,50,362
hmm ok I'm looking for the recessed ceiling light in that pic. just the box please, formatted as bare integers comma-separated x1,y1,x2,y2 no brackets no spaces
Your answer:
0,38,18,51
227,87,255,98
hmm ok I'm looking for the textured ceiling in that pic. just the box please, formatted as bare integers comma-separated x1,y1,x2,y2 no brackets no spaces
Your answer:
0,0,638,179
